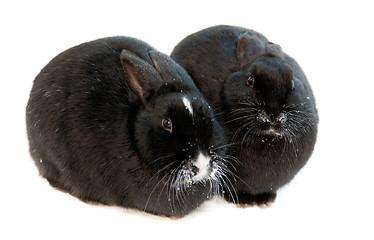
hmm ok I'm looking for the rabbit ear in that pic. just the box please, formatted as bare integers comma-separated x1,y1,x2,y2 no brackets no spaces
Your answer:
120,49,162,104
237,30,265,64
149,51,176,80
148,51,186,83
265,42,285,59
148,50,197,89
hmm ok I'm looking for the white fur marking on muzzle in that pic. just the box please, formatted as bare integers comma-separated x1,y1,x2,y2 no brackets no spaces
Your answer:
192,152,211,182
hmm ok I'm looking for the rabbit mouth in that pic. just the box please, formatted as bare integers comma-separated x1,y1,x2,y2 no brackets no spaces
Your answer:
171,154,213,189
174,152,229,187
165,152,236,204
258,124,285,137
191,153,212,182
263,127,284,137
255,111,287,137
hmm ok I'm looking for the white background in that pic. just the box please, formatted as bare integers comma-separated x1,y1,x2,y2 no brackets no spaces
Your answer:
1,0,373,239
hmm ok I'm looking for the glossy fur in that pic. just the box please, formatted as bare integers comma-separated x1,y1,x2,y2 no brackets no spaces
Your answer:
26,36,233,217
171,25,319,205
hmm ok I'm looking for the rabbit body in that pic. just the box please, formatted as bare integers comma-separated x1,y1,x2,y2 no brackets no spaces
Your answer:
171,25,318,205
26,36,230,217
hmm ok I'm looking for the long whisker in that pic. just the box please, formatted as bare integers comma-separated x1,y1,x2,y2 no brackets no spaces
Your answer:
232,120,253,142
143,173,170,213
144,155,177,188
168,166,181,214
209,142,238,151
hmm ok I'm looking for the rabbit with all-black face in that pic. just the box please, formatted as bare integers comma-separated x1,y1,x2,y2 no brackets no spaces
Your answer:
171,25,318,205
26,36,233,217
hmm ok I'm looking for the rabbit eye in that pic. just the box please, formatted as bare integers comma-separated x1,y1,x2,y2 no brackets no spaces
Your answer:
291,79,295,90
162,117,173,133
247,75,255,86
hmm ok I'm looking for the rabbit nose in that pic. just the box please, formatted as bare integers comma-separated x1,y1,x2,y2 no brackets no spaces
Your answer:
273,113,287,124
258,112,287,125
191,153,211,181
191,165,199,175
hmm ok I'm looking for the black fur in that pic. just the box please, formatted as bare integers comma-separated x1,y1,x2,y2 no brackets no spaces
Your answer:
171,25,319,205
26,36,233,217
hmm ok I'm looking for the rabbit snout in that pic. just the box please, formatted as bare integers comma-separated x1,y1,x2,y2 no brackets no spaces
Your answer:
257,111,287,125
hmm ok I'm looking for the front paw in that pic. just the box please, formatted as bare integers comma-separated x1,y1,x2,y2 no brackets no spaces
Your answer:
225,191,276,207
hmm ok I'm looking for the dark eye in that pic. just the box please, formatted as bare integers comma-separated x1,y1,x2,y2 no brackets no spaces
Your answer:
247,75,255,86
162,117,173,133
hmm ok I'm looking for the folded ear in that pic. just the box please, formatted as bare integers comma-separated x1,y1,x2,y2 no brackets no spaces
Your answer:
237,30,265,64
120,49,162,104
265,42,285,59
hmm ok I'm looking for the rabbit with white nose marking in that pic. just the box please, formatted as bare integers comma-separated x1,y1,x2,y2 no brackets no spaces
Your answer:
26,36,234,217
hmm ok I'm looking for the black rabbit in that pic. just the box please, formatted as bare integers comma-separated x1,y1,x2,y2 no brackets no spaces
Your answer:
26,36,234,217
171,25,318,205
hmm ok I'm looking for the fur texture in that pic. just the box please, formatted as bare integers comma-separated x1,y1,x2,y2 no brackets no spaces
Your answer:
171,25,319,205
26,36,234,217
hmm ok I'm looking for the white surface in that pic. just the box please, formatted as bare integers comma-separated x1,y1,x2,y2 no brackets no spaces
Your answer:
1,1,373,239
